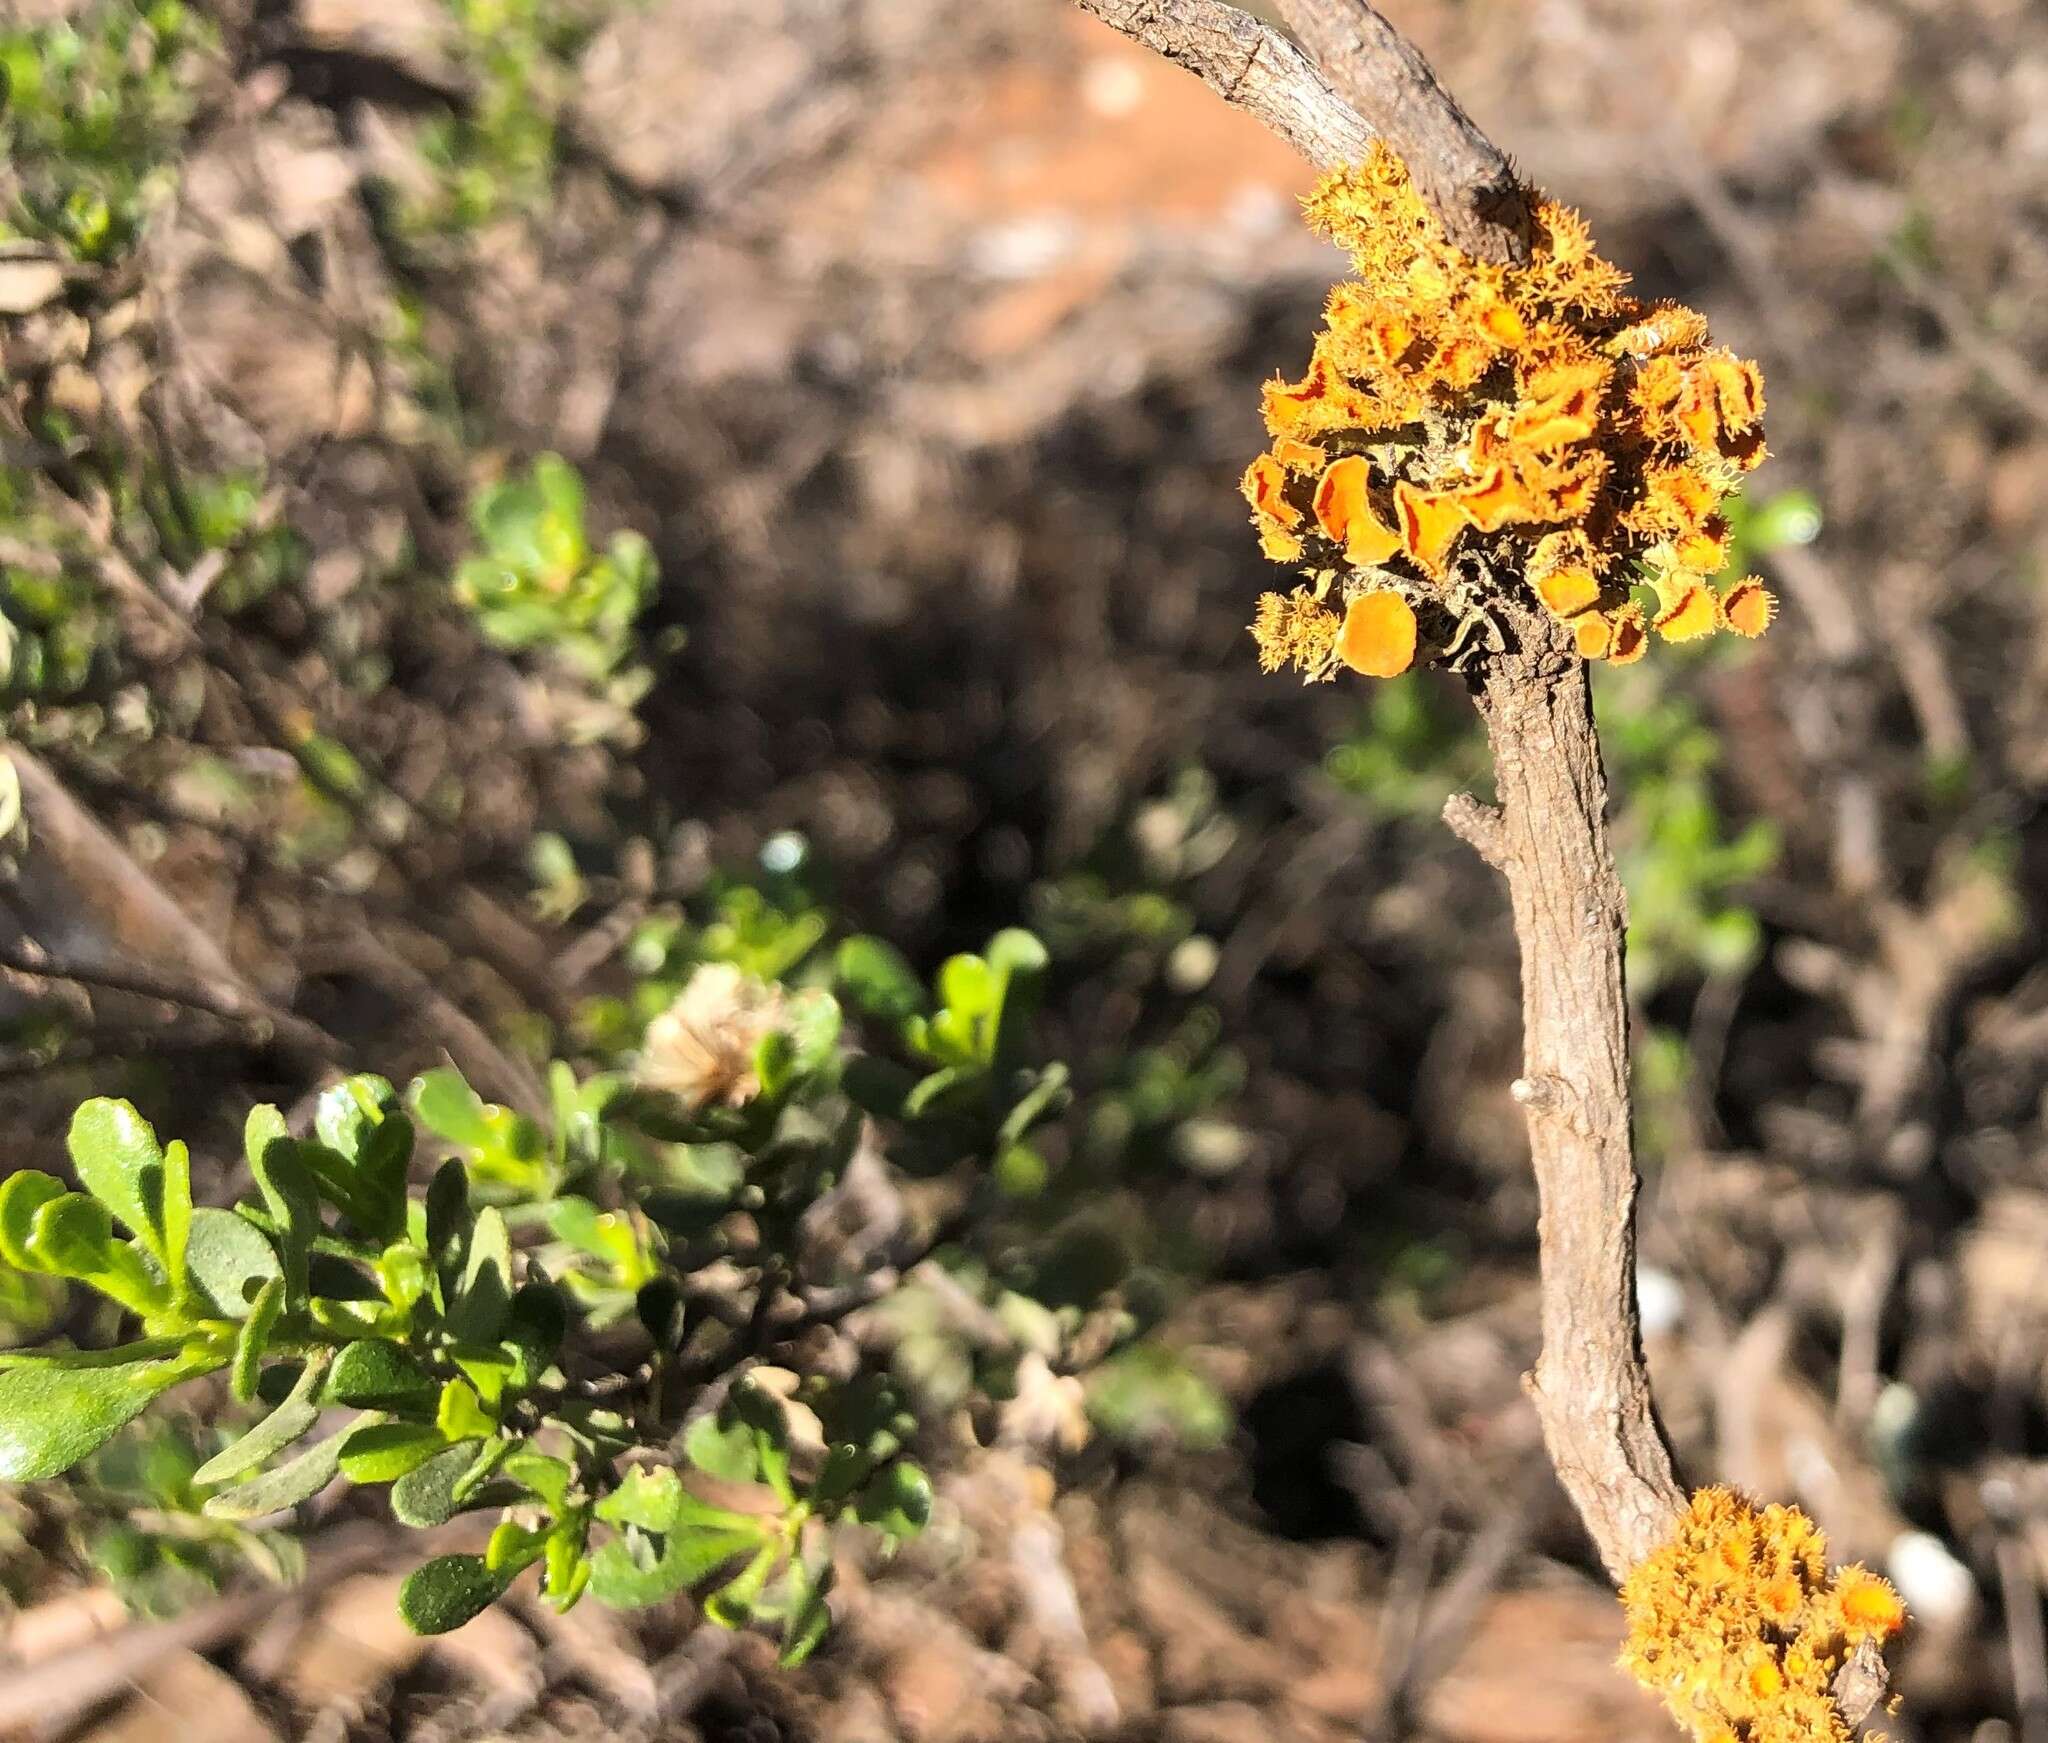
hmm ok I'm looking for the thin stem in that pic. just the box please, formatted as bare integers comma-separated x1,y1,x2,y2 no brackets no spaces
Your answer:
1445,605,1686,1578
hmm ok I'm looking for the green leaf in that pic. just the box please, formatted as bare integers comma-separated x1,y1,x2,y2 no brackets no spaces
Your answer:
778,1551,834,1666
314,1075,396,1160
306,1252,381,1301
734,1389,795,1506
784,991,842,1078
703,1540,779,1629
229,1277,285,1403
545,1197,635,1265
412,1069,492,1150
753,1029,796,1100
185,1209,282,1319
504,1450,573,1512
338,1420,449,1484
26,1195,166,1315
203,1424,349,1520
532,453,587,535
424,1158,471,1283
0,1171,65,1271
0,1350,211,1481
936,950,991,1014
290,1141,370,1230
485,1518,550,1575
854,1462,933,1540
435,1378,496,1443
1084,1344,1231,1452
594,1464,684,1531
354,1115,413,1245
902,1064,977,1120
833,936,926,1021
160,1140,192,1303
507,1280,567,1374
245,1110,318,1303
194,1351,328,1485
398,1553,510,1635
390,1439,483,1528
996,1062,1071,1149
324,1340,438,1414
447,1205,511,1343
451,1435,513,1506
591,1465,769,1536
451,1348,515,1408
986,928,1049,1061
67,1099,167,1261
588,1517,765,1610
242,1103,289,1173
544,1516,592,1613
683,1411,759,1484
0,1336,190,1371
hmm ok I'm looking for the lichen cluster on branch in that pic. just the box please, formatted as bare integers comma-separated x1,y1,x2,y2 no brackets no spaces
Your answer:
1244,144,1776,681
1620,1487,1906,1743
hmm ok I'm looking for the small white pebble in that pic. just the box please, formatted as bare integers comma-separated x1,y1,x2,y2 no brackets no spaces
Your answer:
1889,1530,1976,1626
1636,1265,1685,1338
1081,55,1147,119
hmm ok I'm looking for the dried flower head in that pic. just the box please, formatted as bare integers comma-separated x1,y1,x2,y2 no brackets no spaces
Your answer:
1620,1487,1905,1743
638,962,787,1110
1246,144,1776,681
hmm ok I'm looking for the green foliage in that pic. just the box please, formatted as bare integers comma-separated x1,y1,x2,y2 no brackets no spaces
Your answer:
395,0,609,240
1083,1343,1230,1453
76,1420,304,1617
0,557,112,704
1324,672,1491,821
454,453,659,687
0,1,211,261
0,1081,950,1654
1596,666,1780,994
1715,488,1821,578
0,901,1205,1650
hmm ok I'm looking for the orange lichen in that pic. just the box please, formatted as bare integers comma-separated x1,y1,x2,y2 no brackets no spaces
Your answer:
1833,1568,1909,1642
1241,453,1301,529
1620,1487,1905,1743
1653,581,1718,643
1245,144,1774,680
1272,437,1329,475
1394,480,1466,577
1606,605,1649,665
1314,456,1403,565
1337,590,1418,677
1536,565,1602,621
1720,577,1778,639
1250,588,1341,680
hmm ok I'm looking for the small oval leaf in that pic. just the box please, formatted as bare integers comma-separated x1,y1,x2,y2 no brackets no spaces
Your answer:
398,1553,510,1635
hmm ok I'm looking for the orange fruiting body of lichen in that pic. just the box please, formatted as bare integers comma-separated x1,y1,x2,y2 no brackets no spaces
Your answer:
1246,144,1777,682
1619,1487,1905,1743
1338,590,1418,678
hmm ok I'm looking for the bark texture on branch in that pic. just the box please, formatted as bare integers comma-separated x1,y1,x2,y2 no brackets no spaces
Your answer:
1442,605,1687,1581
1271,0,1528,262
1071,0,1527,262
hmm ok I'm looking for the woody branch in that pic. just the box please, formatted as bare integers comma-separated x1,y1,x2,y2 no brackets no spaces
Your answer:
1068,0,1679,1577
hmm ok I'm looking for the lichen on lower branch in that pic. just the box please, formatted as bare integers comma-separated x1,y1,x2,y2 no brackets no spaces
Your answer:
1620,1487,1906,1743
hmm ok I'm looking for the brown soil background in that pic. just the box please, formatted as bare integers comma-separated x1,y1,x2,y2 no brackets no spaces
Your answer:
9,0,2048,1739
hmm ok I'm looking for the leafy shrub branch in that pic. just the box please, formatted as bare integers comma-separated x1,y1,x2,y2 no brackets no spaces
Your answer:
0,921,1104,1654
